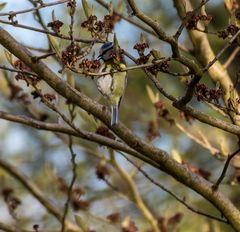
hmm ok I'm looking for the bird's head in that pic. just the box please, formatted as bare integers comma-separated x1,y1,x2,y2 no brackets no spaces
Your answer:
98,42,114,62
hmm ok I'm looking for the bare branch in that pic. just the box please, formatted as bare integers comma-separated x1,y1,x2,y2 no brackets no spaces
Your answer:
0,19,100,43
126,0,179,57
223,47,240,69
0,25,240,230
110,150,159,232
0,65,38,76
0,159,78,230
61,137,77,232
0,0,68,17
203,30,240,72
119,152,228,224
213,148,240,190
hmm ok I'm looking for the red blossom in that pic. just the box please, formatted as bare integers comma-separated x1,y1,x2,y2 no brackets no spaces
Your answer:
95,162,110,180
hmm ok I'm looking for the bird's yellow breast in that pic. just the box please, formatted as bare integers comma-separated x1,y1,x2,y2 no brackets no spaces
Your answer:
97,62,127,106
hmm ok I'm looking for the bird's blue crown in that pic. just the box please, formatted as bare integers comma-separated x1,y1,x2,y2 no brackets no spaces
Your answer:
101,42,113,51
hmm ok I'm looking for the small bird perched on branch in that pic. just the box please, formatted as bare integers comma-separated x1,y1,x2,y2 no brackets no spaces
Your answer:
97,40,127,126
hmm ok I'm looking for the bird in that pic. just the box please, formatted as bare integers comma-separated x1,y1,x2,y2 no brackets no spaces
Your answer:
97,42,127,126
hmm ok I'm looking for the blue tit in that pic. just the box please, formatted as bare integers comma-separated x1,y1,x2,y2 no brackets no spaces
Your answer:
97,42,127,126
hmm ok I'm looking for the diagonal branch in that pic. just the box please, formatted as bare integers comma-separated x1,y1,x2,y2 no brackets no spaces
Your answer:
119,152,228,224
173,0,237,104
213,148,240,190
0,159,78,230
0,26,240,230
126,0,179,57
0,110,158,168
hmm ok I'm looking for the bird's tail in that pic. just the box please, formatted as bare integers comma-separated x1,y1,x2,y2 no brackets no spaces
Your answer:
111,105,119,126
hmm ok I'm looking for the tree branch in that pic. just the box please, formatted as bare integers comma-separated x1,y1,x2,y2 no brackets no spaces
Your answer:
213,148,240,190
0,19,99,44
0,26,240,231
0,0,68,17
0,158,78,231
119,152,228,224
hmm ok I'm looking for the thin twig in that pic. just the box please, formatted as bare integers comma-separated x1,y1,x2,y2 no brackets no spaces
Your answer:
68,0,75,42
174,0,211,39
61,101,77,232
32,52,56,62
71,57,190,77
0,65,38,76
213,148,240,190
0,110,159,168
0,0,68,17
95,0,189,53
126,0,179,57
223,47,240,69
0,159,71,225
175,122,220,155
173,28,240,106
118,151,228,224
0,222,58,232
61,136,77,232
0,19,100,43
203,30,240,72
109,149,160,232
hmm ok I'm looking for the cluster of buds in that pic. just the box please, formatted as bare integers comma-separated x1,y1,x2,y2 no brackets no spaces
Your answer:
81,14,120,38
183,161,211,180
104,14,121,33
33,224,39,232
136,54,151,65
107,212,120,223
57,177,89,211
146,100,174,140
133,42,151,65
234,170,240,183
96,126,116,140
67,0,76,8
79,59,101,73
180,111,193,125
109,48,125,63
122,220,138,232
158,213,183,232
147,60,170,75
43,93,57,102
235,10,240,20
146,120,160,141
218,24,239,39
47,20,64,34
14,60,40,86
2,187,21,213
8,12,18,24
196,83,224,103
8,82,30,105
71,188,89,211
133,42,149,55
61,42,83,66
95,161,110,180
154,100,173,125
186,12,212,30
31,91,57,104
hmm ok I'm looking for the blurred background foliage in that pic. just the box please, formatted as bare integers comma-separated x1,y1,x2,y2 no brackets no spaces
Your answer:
0,0,239,231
